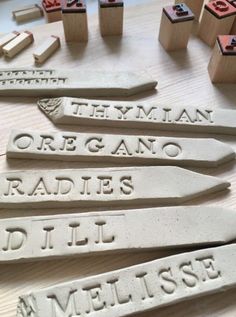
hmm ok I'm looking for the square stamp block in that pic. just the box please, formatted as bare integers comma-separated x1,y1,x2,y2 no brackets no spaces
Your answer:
42,0,62,22
159,4,194,51
99,0,124,36
208,35,236,83
61,0,88,42
199,0,236,46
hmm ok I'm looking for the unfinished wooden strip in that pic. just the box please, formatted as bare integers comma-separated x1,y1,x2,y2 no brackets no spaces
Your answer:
12,4,38,17
3,32,34,58
7,130,235,167
0,166,229,209
17,244,236,317
0,69,157,97
0,31,20,54
38,97,236,135
0,206,235,263
14,5,43,23
33,36,60,64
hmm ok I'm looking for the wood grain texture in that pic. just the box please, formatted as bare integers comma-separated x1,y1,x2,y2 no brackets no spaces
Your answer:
0,0,236,316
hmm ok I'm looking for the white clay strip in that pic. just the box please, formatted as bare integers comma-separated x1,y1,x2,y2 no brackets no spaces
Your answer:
17,244,236,317
7,129,235,167
39,97,236,135
0,69,157,97
0,166,229,209
0,206,236,263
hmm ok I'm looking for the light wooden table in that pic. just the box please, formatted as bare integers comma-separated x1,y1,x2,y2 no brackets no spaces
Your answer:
1,1,236,316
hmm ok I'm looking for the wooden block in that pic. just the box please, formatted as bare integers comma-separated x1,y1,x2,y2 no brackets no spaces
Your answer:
17,244,236,317
62,0,88,42
0,31,20,54
208,35,236,83
3,31,34,58
0,69,157,97
38,97,236,135
42,0,62,23
158,4,194,51
99,0,124,37
14,5,43,22
12,4,38,16
0,166,229,209
7,129,235,167
0,206,235,263
175,0,204,20
227,0,236,33
198,0,236,47
33,35,60,64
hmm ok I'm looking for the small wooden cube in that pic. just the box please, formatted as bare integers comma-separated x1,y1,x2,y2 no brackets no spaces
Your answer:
14,5,43,23
99,0,124,37
208,35,236,83
199,0,236,47
159,4,194,51
3,31,34,58
0,31,20,54
175,0,204,21
42,0,62,23
33,35,60,64
62,0,88,42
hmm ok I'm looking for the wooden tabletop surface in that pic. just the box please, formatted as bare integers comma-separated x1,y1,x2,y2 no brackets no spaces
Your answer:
1,0,236,316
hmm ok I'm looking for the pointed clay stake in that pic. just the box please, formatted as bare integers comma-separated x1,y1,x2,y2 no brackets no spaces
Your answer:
0,69,157,97
38,97,236,135
17,244,236,317
7,129,235,167
0,166,229,209
0,206,236,263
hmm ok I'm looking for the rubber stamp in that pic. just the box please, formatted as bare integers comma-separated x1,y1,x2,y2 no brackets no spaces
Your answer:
0,206,235,263
17,244,236,317
42,0,62,22
175,0,204,21
33,36,60,64
7,129,235,167
62,0,88,42
0,69,157,97
198,0,236,47
3,31,34,58
13,5,43,23
0,166,229,208
208,35,236,83
0,31,20,54
227,0,236,33
99,0,124,36
159,4,194,51
38,97,236,135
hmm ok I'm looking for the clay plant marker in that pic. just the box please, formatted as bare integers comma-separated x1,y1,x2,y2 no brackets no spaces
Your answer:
1,206,236,263
0,69,157,97
39,97,236,135
17,244,236,317
7,129,235,167
0,166,229,209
